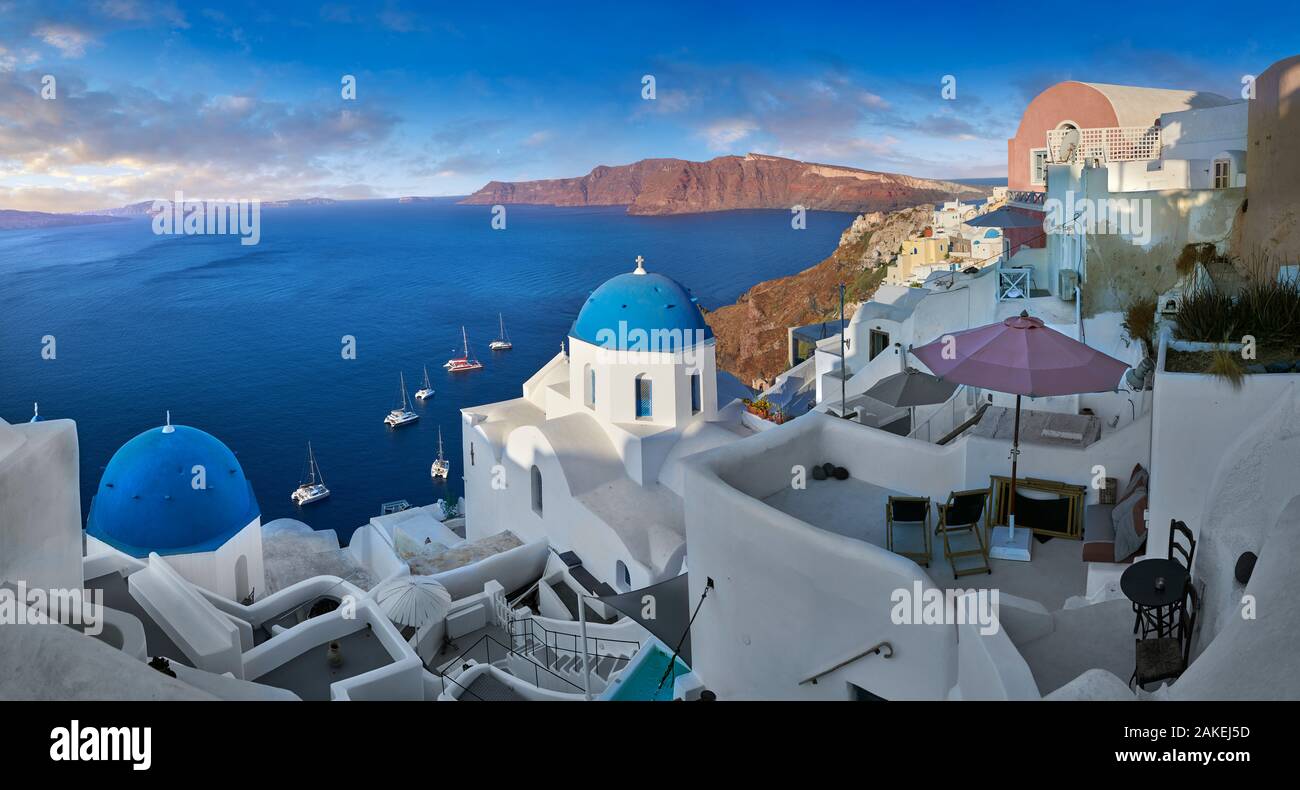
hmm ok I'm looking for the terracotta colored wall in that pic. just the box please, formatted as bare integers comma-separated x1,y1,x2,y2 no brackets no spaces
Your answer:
1005,207,1046,252
1240,55,1300,267
1007,82,1119,191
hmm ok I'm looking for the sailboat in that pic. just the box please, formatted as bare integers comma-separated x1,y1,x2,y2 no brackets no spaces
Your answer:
415,365,435,400
444,326,484,372
489,313,513,351
291,442,331,505
430,427,450,479
384,372,420,427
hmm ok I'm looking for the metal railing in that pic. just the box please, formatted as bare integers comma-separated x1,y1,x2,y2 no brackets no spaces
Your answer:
438,632,585,695
510,616,640,675
1007,190,1045,206
1048,126,1161,164
801,641,893,686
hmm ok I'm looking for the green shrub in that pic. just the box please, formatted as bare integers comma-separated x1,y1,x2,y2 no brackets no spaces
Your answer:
1173,286,1239,343
1236,274,1300,347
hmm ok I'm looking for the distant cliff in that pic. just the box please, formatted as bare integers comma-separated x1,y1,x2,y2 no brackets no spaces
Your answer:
0,209,127,231
462,153,991,215
704,205,935,387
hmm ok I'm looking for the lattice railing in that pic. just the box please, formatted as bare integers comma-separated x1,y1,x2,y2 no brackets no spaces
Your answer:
1047,126,1161,163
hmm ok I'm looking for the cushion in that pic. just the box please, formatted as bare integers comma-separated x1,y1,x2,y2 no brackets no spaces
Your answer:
1120,463,1149,503
1111,485,1148,562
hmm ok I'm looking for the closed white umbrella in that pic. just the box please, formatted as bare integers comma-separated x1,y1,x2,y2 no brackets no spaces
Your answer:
371,575,452,629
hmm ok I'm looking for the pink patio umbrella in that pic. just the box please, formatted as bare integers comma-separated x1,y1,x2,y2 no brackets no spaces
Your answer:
910,311,1130,560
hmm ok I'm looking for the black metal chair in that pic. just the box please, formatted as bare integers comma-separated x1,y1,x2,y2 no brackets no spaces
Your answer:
936,489,992,579
886,496,932,568
1131,582,1199,690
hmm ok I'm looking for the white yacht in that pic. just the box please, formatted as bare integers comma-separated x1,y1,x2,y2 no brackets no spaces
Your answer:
291,442,330,505
489,313,513,351
445,326,484,372
431,427,450,479
384,372,420,428
415,365,435,400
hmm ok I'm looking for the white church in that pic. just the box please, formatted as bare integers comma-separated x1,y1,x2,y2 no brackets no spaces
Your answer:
460,257,755,594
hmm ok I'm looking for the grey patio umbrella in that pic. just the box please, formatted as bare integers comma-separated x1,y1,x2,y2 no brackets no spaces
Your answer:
863,367,958,408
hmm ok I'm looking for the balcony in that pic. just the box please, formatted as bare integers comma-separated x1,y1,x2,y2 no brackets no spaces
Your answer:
1047,126,1161,164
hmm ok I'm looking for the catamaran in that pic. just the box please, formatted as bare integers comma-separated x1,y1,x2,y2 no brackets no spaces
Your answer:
444,326,484,372
489,313,513,351
384,372,420,427
431,427,450,479
291,442,330,505
415,365,435,400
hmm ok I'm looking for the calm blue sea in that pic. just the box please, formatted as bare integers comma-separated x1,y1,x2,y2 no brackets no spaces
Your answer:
0,199,851,543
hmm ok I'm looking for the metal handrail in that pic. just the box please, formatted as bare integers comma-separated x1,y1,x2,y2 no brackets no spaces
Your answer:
800,641,894,686
510,615,640,669
439,632,585,694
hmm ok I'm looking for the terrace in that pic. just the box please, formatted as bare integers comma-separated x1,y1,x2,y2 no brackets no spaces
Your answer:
686,410,1145,696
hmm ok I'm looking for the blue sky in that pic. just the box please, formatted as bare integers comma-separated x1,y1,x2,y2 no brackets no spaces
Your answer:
1,0,1297,211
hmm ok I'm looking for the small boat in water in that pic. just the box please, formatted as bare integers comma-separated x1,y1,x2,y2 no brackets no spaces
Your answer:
384,372,420,427
431,427,450,479
445,326,484,372
415,365,435,400
489,313,513,351
291,442,331,505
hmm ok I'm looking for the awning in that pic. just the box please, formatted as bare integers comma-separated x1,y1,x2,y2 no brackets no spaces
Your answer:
596,573,693,665
963,207,1044,229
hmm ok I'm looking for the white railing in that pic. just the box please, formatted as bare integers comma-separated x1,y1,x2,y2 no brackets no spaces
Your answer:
1047,126,1160,164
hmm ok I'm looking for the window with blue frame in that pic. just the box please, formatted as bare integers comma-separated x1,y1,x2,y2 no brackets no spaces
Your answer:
635,375,652,419
691,372,701,414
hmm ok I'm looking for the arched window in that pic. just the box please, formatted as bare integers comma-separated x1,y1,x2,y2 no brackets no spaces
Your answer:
584,363,596,408
690,372,702,414
634,374,653,419
616,560,631,592
234,555,250,602
530,465,543,516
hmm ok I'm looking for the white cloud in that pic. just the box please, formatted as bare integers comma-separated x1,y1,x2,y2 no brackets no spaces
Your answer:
701,118,757,150
34,24,92,58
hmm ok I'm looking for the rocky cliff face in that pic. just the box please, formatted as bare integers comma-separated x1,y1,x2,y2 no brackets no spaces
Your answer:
704,205,935,387
462,153,991,215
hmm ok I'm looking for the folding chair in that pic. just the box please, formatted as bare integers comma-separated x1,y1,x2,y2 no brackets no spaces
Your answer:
886,496,932,568
936,488,992,579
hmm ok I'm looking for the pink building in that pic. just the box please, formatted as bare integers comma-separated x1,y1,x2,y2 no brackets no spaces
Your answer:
1002,81,1233,254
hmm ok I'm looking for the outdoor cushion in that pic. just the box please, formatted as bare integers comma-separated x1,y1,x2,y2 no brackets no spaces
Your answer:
1120,463,1149,502
1082,504,1117,562
1111,485,1148,562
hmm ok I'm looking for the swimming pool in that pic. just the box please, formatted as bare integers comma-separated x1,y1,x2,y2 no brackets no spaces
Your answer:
603,641,691,701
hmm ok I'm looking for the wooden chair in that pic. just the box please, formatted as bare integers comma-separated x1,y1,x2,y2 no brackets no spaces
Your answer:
1131,582,1199,690
886,496,932,568
1134,519,1198,637
988,475,1086,540
936,489,992,579
1169,519,1196,572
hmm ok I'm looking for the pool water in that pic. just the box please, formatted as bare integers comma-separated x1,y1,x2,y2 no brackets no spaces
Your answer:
606,643,691,701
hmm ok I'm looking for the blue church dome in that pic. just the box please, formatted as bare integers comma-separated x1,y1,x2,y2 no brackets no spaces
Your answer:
569,260,713,351
86,423,260,558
